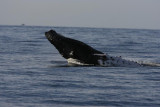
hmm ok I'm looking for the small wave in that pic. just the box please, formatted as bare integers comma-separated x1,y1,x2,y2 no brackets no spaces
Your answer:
17,40,43,43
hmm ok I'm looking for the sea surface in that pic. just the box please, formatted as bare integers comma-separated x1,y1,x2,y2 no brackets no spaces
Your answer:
0,25,160,107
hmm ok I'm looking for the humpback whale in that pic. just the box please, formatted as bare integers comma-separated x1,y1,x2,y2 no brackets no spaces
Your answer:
45,30,141,67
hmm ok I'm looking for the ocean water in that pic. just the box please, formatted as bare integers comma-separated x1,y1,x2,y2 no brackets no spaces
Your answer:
0,25,160,107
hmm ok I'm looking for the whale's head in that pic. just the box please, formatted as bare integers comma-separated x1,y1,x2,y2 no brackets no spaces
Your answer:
45,29,107,65
45,30,62,42
45,30,56,40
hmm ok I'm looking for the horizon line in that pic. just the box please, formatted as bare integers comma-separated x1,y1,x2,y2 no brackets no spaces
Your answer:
0,24,160,31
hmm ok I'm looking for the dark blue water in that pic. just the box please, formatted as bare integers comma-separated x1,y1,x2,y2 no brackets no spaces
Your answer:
0,25,160,107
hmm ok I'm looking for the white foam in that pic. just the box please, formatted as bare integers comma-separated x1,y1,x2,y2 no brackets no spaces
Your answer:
141,62,160,67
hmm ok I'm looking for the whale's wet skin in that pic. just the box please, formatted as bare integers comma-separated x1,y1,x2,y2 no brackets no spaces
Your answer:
45,30,142,67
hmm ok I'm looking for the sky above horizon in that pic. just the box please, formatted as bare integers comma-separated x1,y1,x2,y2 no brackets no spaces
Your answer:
0,0,160,29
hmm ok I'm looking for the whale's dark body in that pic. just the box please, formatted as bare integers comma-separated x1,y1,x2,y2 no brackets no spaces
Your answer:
45,30,107,65
45,30,142,67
